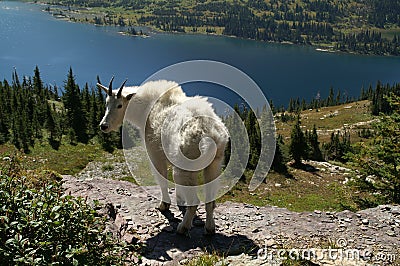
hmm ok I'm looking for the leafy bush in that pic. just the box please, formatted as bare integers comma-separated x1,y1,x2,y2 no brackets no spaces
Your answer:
0,156,137,265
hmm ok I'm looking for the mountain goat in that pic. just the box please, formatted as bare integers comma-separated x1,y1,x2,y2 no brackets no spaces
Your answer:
98,77,229,235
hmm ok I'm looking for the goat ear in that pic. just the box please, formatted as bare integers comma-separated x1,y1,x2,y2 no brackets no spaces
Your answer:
126,93,135,101
97,83,109,95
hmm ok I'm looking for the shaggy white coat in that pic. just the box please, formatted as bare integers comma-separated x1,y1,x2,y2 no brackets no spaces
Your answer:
100,80,229,234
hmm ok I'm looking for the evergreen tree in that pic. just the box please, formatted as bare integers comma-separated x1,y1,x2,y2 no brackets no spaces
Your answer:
45,103,61,149
0,105,9,144
289,115,308,166
307,124,323,161
352,94,400,203
224,110,248,182
89,88,99,137
271,134,288,174
322,130,352,162
62,68,88,144
245,109,261,170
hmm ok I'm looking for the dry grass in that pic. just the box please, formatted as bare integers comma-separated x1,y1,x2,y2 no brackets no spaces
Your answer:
276,100,373,143
218,163,370,212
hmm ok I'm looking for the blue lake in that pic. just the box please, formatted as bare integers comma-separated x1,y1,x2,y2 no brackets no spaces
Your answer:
1,1,399,106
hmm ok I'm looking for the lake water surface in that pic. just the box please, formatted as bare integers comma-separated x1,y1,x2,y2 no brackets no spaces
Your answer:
1,1,399,106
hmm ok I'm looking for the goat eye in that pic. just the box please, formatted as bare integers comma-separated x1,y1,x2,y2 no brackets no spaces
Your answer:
117,104,123,109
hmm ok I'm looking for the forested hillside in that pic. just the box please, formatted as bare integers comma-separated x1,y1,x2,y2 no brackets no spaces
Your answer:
0,67,121,153
43,0,400,55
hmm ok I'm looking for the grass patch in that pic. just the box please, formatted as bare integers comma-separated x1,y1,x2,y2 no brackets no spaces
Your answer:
119,175,138,185
186,253,224,266
281,258,318,266
0,139,105,175
276,100,373,143
219,165,367,212
101,163,115,172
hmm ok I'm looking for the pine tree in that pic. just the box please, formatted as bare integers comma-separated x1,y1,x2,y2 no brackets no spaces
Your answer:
0,105,9,144
224,110,248,182
322,130,352,162
62,68,88,144
32,66,47,127
271,134,288,174
245,109,261,170
289,115,308,166
89,88,99,137
308,124,323,161
45,103,61,149
352,94,400,203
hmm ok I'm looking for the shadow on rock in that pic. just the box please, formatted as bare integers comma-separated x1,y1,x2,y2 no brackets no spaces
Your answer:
142,210,260,263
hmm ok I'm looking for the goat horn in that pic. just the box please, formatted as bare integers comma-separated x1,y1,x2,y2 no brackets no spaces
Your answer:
97,83,109,95
117,79,128,98
108,76,114,96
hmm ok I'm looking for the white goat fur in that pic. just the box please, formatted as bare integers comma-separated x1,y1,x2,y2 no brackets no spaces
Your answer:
99,80,229,234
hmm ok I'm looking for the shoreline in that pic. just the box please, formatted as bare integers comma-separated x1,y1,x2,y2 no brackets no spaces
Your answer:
32,1,398,58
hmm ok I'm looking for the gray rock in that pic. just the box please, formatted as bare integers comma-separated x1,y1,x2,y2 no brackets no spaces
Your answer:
386,230,396,237
61,154,400,266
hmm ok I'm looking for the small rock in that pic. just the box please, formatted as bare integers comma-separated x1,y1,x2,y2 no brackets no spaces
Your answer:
362,219,369,225
391,208,400,215
360,225,368,231
137,228,149,234
125,216,132,221
264,239,276,247
179,259,189,265
386,230,396,237
123,233,137,244
314,210,322,215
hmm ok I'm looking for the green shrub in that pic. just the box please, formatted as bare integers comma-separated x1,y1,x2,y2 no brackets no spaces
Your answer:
0,157,138,265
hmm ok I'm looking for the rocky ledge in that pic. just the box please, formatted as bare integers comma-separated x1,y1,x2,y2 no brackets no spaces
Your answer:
62,173,399,266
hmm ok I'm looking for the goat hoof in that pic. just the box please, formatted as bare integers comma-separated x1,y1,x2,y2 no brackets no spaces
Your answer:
204,226,216,235
205,220,215,235
177,222,190,235
157,201,170,212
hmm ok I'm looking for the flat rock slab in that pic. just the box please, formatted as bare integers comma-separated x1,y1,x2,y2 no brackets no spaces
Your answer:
62,175,400,265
